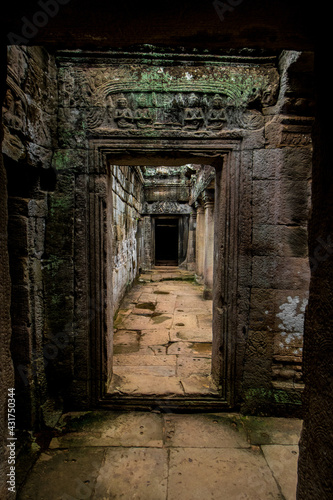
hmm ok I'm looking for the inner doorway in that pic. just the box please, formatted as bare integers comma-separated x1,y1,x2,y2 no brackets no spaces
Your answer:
86,145,240,409
155,217,179,266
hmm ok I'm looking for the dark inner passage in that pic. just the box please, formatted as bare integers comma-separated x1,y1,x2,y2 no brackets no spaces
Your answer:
155,217,179,266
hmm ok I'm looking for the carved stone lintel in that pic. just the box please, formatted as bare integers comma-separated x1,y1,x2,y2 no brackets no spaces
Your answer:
143,201,192,215
58,59,279,136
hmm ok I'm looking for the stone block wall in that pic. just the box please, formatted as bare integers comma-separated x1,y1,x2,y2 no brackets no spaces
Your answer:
1,45,314,425
240,52,313,414
186,52,313,413
3,46,57,169
110,165,144,311
1,45,58,499
2,45,58,435
143,166,190,203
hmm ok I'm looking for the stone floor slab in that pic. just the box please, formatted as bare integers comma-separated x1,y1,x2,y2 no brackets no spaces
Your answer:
155,300,177,313
139,328,170,345
149,314,174,328
94,447,168,500
18,448,106,500
109,373,185,396
17,411,301,500
139,344,168,355
168,447,282,500
245,416,303,445
170,327,212,342
172,312,199,329
163,413,248,448
180,374,219,396
115,364,176,377
117,314,154,330
261,445,299,500
113,354,176,366
50,411,164,449
167,341,212,357
109,269,213,397
176,356,212,377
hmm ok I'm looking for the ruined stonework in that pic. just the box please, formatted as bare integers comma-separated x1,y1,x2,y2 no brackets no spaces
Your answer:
3,46,57,168
56,54,279,141
2,45,314,434
2,46,58,434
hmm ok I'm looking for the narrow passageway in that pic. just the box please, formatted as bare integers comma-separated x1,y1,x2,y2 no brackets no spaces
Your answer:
108,267,218,397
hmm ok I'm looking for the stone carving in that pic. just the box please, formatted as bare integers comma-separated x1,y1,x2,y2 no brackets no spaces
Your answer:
57,61,279,136
134,94,154,128
3,69,28,133
235,109,265,130
2,71,29,160
114,96,134,128
2,89,25,131
143,201,192,214
86,107,105,130
206,95,227,130
183,93,205,130
246,330,267,357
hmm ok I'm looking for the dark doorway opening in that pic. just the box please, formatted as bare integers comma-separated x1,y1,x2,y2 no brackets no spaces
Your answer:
155,217,179,266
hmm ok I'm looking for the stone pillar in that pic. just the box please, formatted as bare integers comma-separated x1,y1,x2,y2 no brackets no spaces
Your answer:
142,215,152,270
186,208,197,271
195,201,205,279
203,190,215,299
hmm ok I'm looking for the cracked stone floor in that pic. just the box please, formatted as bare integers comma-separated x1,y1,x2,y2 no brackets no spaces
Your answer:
108,267,219,397
17,410,302,499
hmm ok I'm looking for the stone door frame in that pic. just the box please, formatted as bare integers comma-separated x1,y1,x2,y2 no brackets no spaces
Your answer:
78,137,244,409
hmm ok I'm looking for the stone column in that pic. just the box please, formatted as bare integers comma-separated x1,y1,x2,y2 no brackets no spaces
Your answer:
142,215,152,270
186,208,197,271
195,201,205,279
203,190,215,299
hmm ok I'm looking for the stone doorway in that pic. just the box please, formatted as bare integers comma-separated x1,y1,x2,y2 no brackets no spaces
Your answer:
86,144,241,411
154,217,179,266
55,44,306,412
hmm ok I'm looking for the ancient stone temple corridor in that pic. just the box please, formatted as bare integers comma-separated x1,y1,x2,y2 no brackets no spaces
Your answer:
3,4,333,495
109,267,218,398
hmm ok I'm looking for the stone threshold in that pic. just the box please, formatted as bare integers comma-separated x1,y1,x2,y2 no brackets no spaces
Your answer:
98,395,228,412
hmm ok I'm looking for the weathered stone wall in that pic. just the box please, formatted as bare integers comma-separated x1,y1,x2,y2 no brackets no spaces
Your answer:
0,46,14,500
297,44,333,500
240,51,313,414
3,46,57,169
2,45,313,422
186,52,313,413
143,166,190,203
52,48,313,412
1,45,58,498
110,165,144,312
